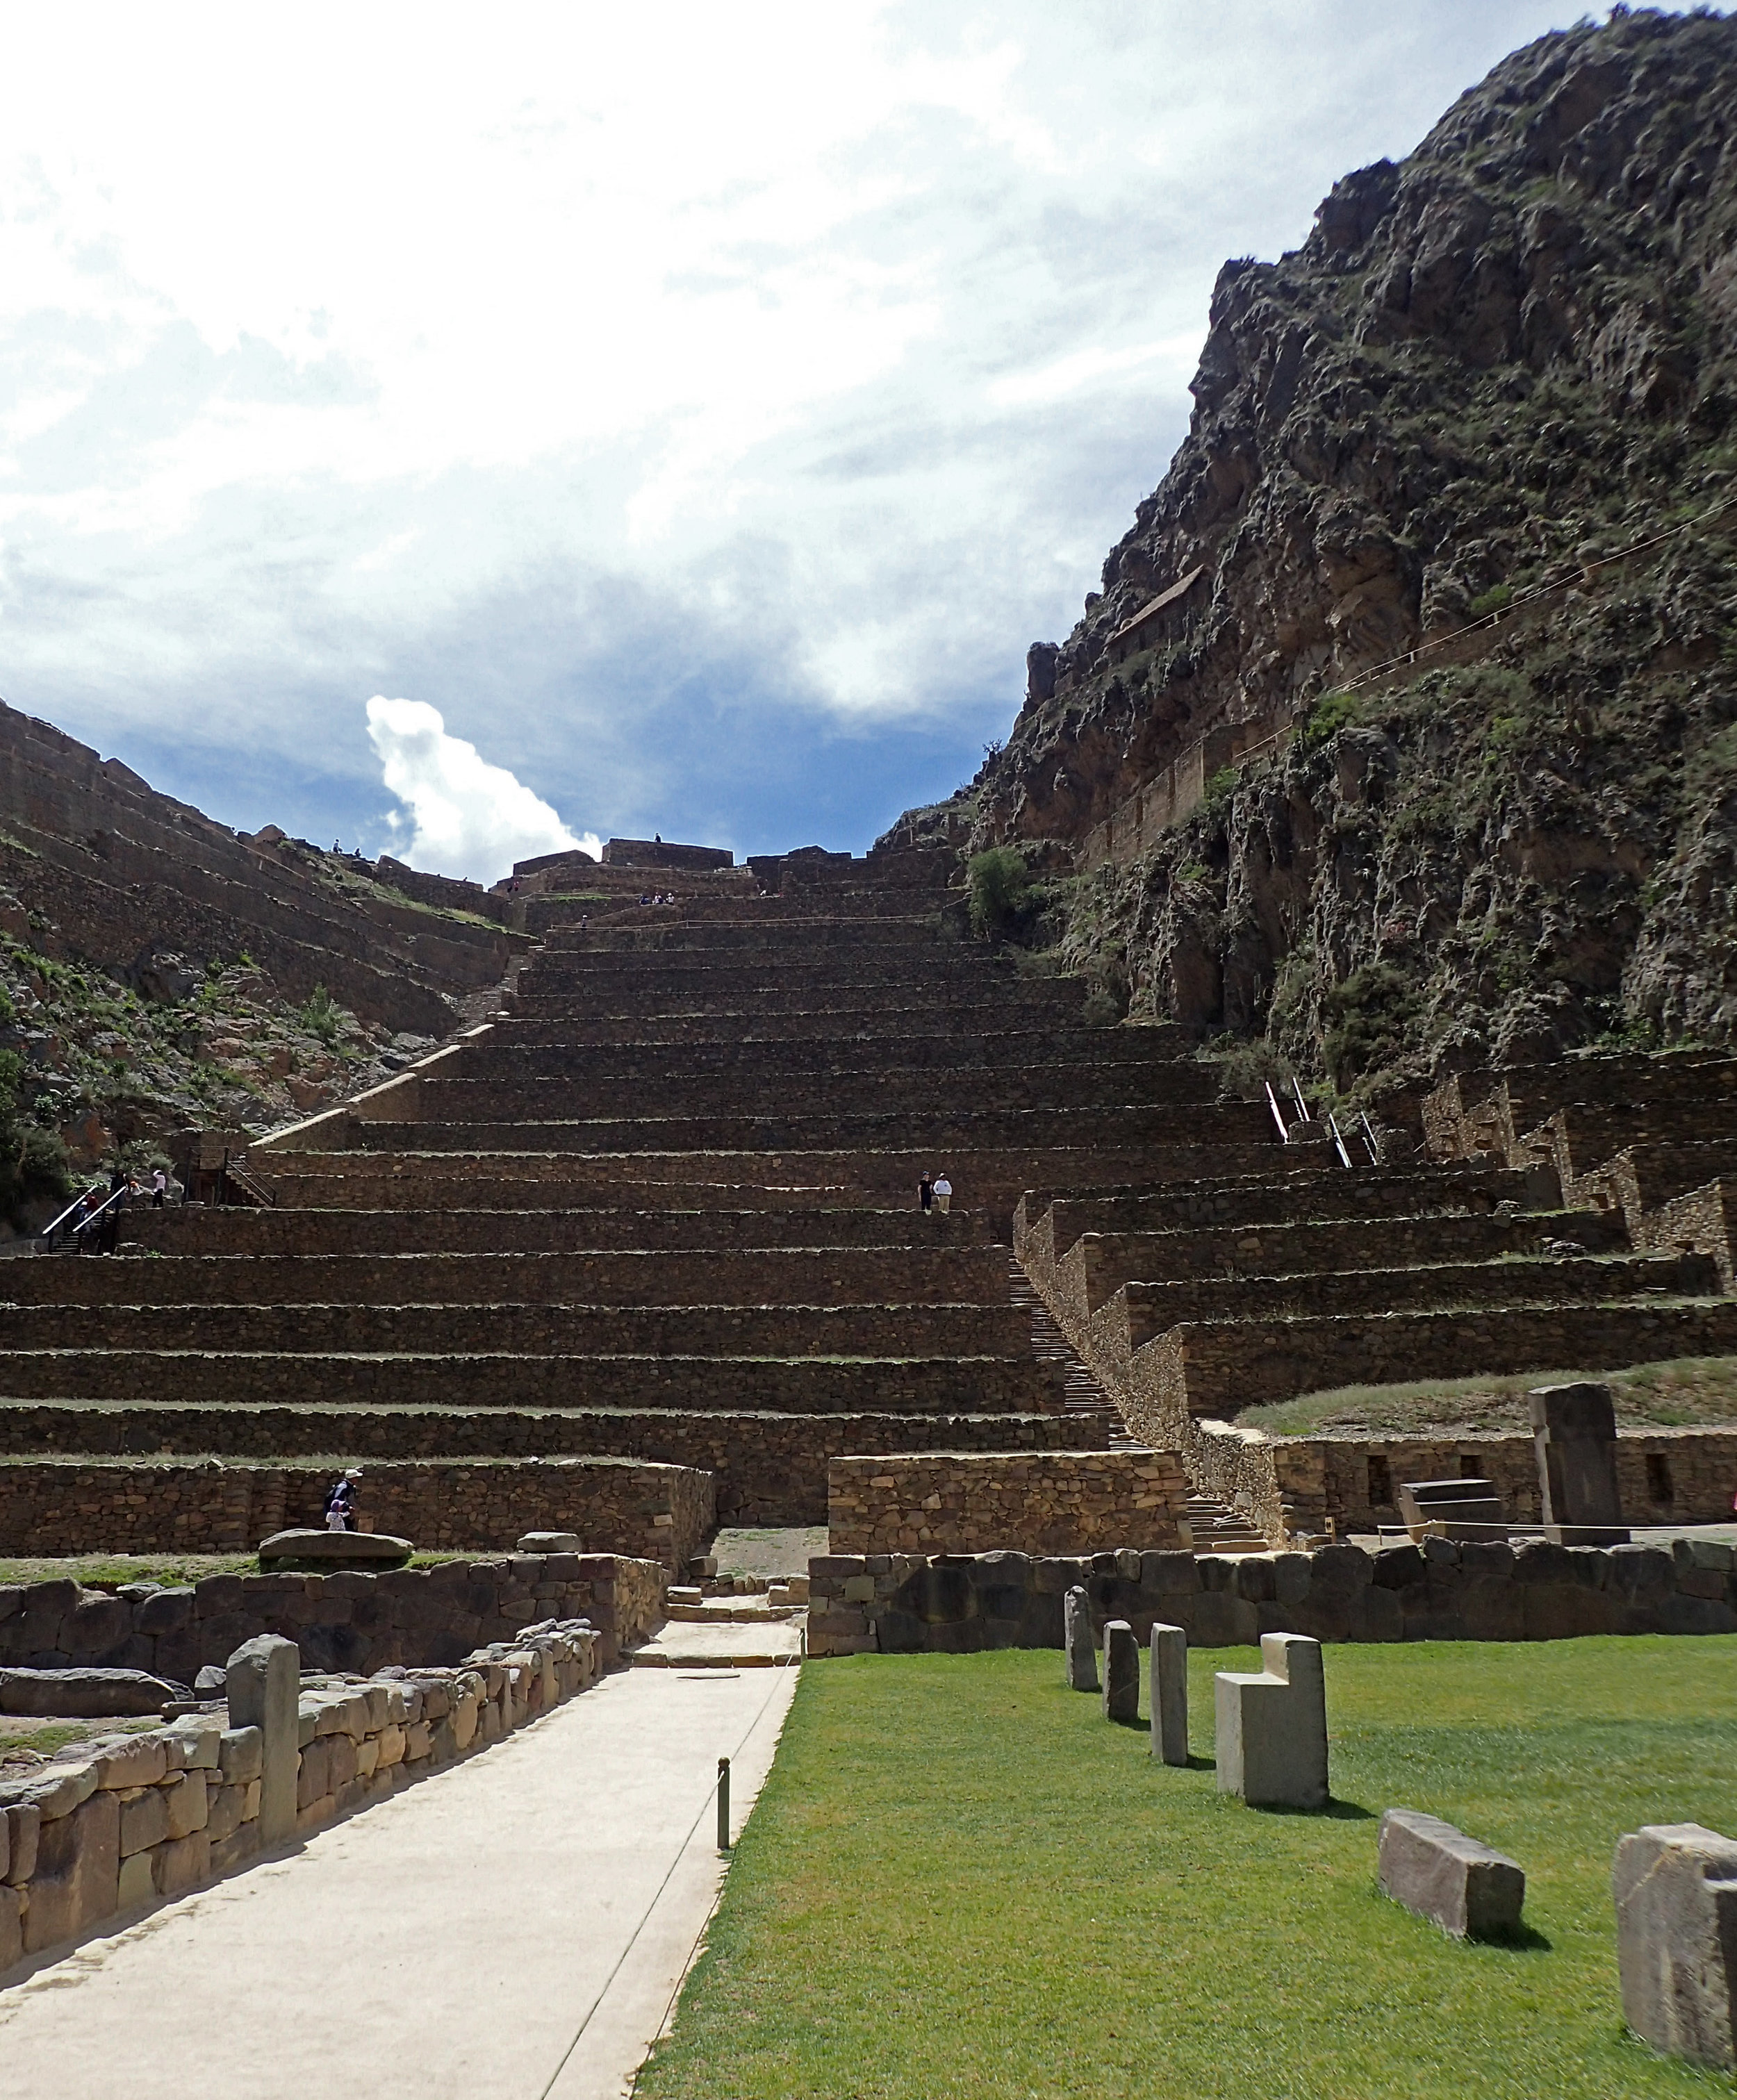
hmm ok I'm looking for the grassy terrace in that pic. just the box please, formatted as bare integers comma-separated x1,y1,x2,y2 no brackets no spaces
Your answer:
1240,1352,1737,1437
641,1639,1737,2100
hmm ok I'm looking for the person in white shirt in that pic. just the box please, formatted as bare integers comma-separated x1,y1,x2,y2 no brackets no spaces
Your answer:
932,1172,952,1214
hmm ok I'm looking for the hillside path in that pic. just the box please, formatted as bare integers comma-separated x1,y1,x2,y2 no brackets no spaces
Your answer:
0,1664,798,2100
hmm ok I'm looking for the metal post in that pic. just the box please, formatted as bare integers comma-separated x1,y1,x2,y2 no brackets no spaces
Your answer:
716,1757,731,1853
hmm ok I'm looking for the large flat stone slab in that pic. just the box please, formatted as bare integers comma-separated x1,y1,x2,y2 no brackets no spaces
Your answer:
0,1669,186,1719
256,1530,412,1566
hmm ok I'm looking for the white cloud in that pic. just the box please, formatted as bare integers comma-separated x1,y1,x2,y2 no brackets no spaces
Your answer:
365,696,598,884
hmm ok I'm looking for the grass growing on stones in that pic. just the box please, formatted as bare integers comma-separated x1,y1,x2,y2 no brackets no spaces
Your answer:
637,1638,1737,2100
1241,1353,1737,1436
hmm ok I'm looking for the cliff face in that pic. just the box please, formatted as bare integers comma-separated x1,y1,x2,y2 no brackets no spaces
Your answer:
891,7,1737,1094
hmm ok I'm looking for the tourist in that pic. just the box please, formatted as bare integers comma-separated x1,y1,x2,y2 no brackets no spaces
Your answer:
324,1471,361,1532
933,1171,953,1215
150,1166,168,1209
919,1171,934,1214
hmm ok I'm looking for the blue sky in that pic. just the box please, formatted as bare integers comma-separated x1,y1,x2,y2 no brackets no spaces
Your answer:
0,2,1684,879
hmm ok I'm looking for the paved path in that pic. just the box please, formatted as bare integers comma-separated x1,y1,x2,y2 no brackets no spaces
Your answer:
632,1619,805,1667
0,1664,799,2100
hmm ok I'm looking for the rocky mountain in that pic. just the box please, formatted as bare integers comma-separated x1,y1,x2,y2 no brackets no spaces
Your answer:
889,6,1737,1105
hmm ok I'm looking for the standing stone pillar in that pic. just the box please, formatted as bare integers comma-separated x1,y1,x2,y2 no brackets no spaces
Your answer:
1215,1632,1328,1810
1529,1381,1629,1544
1063,1586,1098,1692
1615,1824,1737,2067
1101,1621,1138,1722
1149,1622,1188,1766
227,1635,299,1848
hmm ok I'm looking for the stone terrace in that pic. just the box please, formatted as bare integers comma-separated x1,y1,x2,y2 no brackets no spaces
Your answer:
0,844,1299,1552
1016,1048,1737,1544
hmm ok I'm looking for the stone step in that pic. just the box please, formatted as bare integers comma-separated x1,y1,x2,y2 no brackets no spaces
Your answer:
27,1246,1021,1307
353,1103,1274,1156
420,1060,1219,1120
452,1025,1184,1078
570,917,942,950
1149,1296,1737,1419
1057,1207,1629,1307
663,1599,802,1623
628,1621,804,1667
245,1143,1296,1225
121,1206,1003,1255
0,1349,1062,1415
491,997,1085,1042
1016,1161,1553,1256
1110,1252,1715,1350
0,1299,1039,1359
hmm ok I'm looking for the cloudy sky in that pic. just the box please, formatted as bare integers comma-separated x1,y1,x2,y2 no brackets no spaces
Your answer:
0,2,1664,879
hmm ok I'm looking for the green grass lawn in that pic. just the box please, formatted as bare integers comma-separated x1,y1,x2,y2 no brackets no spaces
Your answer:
637,1639,1737,2100
1240,1353,1737,1436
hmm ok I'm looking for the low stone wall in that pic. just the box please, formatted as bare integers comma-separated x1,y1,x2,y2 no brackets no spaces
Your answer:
805,1537,1737,1655
1269,1425,1737,1537
0,1406,1094,1528
0,1553,666,1678
0,1617,600,1978
0,1459,713,1570
827,1450,1189,1555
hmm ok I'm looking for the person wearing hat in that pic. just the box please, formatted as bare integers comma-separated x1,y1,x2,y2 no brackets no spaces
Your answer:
324,1469,362,1532
932,1171,953,1215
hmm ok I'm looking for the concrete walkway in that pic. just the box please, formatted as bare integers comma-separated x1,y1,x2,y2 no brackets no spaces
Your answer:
0,1663,799,2100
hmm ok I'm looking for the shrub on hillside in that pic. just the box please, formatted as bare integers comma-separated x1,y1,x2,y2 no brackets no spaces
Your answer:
966,848,1037,941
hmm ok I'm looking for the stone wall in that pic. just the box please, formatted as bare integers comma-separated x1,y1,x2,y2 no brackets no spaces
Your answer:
0,1459,713,1570
0,1407,1095,1528
1268,1425,1737,1537
805,1536,1737,1655
0,1617,600,1977
0,1553,666,1677
827,1450,1189,1555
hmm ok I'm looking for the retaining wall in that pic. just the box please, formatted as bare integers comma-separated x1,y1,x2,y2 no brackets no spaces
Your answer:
827,1450,1189,1555
0,1406,1096,1528
0,1553,666,1678
806,1537,1737,1655
0,1616,601,1979
0,1459,712,1568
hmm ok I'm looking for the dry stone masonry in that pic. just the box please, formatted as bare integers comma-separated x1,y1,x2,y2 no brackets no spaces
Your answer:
807,1537,1737,1655
0,1553,667,1678
0,844,1187,1553
0,1616,602,1978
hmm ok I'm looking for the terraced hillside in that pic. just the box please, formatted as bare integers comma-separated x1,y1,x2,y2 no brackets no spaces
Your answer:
0,845,1305,1553
1018,1045,1737,1541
